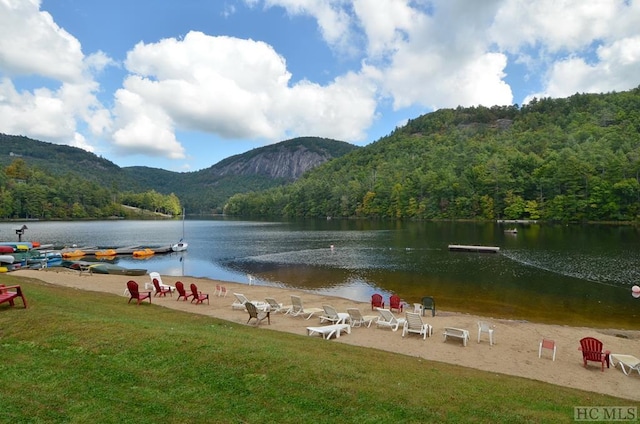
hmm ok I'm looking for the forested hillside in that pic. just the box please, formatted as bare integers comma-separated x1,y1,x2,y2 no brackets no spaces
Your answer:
123,137,358,213
225,87,640,222
0,135,356,218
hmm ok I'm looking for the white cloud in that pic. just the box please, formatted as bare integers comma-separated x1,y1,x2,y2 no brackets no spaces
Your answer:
111,30,379,159
0,0,111,152
251,0,357,54
0,0,84,82
526,35,640,101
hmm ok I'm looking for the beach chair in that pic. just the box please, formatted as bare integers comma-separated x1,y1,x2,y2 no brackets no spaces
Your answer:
152,278,172,297
347,308,378,328
402,312,432,339
319,305,349,325
389,295,403,313
126,280,151,305
421,296,436,317
306,323,351,340
0,284,27,308
371,293,384,310
288,295,323,320
215,284,228,297
246,302,270,326
218,285,227,297
376,308,405,332
538,338,556,361
175,281,192,301
579,337,610,371
190,283,209,305
443,327,470,346
609,354,640,376
265,297,290,314
477,321,495,345
149,272,174,293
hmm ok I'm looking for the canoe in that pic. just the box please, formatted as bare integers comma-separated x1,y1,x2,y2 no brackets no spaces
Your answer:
132,248,155,257
95,249,117,257
0,255,15,264
88,263,147,276
0,246,14,253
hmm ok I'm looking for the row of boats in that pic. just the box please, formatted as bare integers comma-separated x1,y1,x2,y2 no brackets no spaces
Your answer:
0,241,185,274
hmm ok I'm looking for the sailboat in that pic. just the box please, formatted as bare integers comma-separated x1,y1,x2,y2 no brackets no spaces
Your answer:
171,209,188,252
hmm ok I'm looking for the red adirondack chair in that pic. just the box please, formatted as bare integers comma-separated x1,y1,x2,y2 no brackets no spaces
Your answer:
389,294,403,313
175,281,192,301
371,293,384,310
190,283,210,305
152,278,172,297
127,280,151,305
579,337,610,371
0,284,27,308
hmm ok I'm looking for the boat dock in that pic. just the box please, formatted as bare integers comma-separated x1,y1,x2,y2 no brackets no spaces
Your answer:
448,244,500,253
60,245,174,256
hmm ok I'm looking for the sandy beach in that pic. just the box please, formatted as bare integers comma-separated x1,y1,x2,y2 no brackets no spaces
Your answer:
14,268,640,402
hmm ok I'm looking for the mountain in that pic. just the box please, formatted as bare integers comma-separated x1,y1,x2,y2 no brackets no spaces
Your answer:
0,134,358,213
224,87,640,222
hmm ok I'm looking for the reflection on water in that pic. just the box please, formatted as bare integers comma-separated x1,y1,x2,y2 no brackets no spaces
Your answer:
1,219,639,328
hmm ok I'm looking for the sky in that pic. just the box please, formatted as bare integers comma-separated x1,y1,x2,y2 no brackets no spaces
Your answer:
1,1,639,172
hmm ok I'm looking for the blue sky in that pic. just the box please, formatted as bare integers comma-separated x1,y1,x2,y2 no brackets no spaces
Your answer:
1,1,639,172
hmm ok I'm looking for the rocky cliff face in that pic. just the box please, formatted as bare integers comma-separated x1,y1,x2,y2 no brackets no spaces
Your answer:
206,137,357,180
212,145,331,180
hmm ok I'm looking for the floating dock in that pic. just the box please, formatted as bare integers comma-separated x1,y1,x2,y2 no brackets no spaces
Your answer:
448,244,500,253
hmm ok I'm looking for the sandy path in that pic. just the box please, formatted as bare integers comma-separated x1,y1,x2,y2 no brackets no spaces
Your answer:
13,268,640,402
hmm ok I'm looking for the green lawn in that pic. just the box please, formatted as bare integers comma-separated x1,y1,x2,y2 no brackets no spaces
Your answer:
0,276,630,423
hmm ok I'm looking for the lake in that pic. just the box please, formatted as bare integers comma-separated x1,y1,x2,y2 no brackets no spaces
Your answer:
2,218,639,329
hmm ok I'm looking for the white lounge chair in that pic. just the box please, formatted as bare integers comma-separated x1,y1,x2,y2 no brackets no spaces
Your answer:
477,321,495,345
319,305,349,325
231,293,267,311
610,354,640,376
147,271,175,292
306,323,351,340
402,312,432,340
376,308,406,332
288,295,323,320
347,308,378,328
265,297,290,314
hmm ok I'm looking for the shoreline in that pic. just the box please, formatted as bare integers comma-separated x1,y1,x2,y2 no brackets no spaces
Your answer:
13,268,640,402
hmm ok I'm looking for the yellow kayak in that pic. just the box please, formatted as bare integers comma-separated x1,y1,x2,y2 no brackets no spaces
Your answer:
62,250,86,258
132,248,155,257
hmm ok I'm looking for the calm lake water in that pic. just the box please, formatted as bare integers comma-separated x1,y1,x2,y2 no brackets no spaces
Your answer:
2,218,639,329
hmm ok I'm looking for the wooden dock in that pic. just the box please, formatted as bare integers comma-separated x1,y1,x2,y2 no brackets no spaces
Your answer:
448,244,500,253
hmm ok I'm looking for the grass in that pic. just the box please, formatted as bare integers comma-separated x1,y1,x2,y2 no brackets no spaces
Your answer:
0,276,632,423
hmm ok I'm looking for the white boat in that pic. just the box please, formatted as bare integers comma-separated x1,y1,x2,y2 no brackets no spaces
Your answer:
172,240,188,252
171,208,188,252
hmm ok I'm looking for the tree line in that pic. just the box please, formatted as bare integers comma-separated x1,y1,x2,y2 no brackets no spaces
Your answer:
225,87,640,222
0,159,182,219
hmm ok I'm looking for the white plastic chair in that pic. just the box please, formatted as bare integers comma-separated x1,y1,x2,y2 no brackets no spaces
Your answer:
402,312,432,340
376,308,406,332
347,308,378,328
538,338,556,361
477,321,495,345
319,305,349,325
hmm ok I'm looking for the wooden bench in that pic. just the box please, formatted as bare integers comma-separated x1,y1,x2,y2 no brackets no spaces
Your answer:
0,284,28,308
443,327,469,346
306,323,351,340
